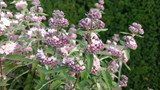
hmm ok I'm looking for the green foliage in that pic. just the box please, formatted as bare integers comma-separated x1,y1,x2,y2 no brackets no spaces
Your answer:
5,0,160,89
38,0,159,89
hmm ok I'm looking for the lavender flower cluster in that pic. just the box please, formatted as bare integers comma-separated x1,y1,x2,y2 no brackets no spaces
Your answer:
78,0,105,30
107,61,119,74
119,75,128,87
15,1,28,10
123,36,137,50
45,33,70,48
0,42,17,55
49,10,69,28
83,33,104,53
91,55,100,74
129,22,144,35
36,49,56,65
106,34,122,57
94,0,104,10
0,1,7,8
63,58,86,73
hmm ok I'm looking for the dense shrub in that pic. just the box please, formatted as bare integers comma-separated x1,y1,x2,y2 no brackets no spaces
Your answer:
5,0,160,89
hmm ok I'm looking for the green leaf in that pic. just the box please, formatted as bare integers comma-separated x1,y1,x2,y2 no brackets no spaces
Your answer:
71,30,87,36
23,74,33,90
125,49,130,60
124,63,131,71
81,70,88,79
43,48,52,54
74,39,87,48
100,56,111,61
120,32,130,35
97,83,103,90
86,53,93,74
94,28,108,33
3,63,19,75
5,54,32,62
12,70,29,82
80,79,92,87
36,66,69,74
68,46,79,56
0,79,9,86
135,34,144,38
50,80,63,90
38,13,48,16
102,71,112,90
39,71,45,82
35,79,53,90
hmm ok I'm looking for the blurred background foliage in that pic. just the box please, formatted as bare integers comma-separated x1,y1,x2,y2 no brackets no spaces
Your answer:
5,0,160,89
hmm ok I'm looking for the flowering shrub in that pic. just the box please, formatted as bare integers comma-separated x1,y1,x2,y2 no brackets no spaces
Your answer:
0,0,144,90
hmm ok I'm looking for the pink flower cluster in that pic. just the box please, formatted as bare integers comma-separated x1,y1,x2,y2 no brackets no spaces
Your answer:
106,34,122,57
129,22,144,34
78,0,105,30
123,36,137,50
83,33,104,53
94,0,104,10
119,75,128,87
32,0,40,5
15,1,28,10
0,1,7,8
49,10,69,28
107,61,119,74
88,9,102,20
63,58,86,73
45,33,70,48
91,55,100,74
78,18,92,30
68,24,77,39
78,16,105,30
0,42,17,55
36,49,56,65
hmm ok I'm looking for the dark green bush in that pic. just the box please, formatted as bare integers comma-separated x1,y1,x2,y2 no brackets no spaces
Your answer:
6,0,160,89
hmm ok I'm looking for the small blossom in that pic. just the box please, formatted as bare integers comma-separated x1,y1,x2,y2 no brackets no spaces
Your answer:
91,55,100,74
0,42,17,55
32,0,40,5
0,1,7,8
88,9,102,20
15,1,28,10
